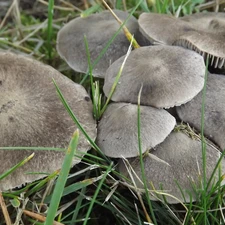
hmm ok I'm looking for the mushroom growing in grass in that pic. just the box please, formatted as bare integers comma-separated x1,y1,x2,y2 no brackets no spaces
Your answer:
0,52,96,191
103,45,205,109
97,102,176,158
177,73,225,151
119,131,225,204
138,12,225,69
57,9,148,78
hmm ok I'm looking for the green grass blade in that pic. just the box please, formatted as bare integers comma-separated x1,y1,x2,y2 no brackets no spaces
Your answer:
0,153,34,181
82,162,113,225
47,0,54,59
137,86,157,224
200,56,209,224
44,130,79,225
53,79,110,163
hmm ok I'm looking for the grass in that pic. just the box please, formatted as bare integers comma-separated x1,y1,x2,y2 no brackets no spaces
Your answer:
0,0,225,225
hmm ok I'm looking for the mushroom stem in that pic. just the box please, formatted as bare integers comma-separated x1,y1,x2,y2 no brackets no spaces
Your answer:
102,0,140,49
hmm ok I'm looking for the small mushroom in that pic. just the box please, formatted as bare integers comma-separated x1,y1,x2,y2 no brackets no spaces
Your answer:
0,52,96,190
57,10,148,78
177,73,225,151
97,102,176,158
119,131,225,204
103,45,205,108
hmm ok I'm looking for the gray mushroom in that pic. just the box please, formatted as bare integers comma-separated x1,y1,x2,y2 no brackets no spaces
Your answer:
57,10,148,78
119,131,225,204
103,45,205,108
0,52,96,190
177,73,225,151
97,102,176,158
138,12,192,45
138,12,225,69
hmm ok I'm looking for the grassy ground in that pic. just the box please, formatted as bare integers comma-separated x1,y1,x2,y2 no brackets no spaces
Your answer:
1,0,225,225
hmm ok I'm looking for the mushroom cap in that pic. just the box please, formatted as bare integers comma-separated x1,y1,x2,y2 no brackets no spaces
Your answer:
0,52,96,190
103,45,205,108
177,73,225,151
138,12,225,69
57,10,148,78
138,12,193,45
119,131,225,204
96,102,176,158
181,12,225,32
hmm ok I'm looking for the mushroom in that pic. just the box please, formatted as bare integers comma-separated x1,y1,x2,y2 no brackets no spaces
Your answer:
119,131,225,204
138,12,193,45
103,45,205,108
97,102,176,158
0,52,96,191
176,73,225,151
138,12,225,69
57,10,148,78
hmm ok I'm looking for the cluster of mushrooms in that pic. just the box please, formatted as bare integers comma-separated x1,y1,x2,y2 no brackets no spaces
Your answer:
1,9,225,204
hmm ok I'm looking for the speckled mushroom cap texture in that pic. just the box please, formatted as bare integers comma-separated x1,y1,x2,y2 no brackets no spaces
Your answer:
0,52,96,191
119,131,225,204
103,45,205,108
57,9,148,78
177,73,225,151
138,12,225,69
97,103,176,158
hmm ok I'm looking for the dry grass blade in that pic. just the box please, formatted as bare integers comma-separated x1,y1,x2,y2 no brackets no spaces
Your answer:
0,192,12,225
102,0,140,48
23,209,65,225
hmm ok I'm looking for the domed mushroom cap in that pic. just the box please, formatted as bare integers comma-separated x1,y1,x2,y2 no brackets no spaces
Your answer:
0,52,96,190
96,102,176,158
177,73,225,151
103,46,205,108
138,12,193,45
119,131,225,204
57,10,147,78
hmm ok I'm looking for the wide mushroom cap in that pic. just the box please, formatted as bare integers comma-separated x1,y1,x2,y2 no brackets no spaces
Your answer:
0,52,96,190
97,102,176,158
138,12,225,69
57,10,147,78
177,73,225,151
119,131,225,204
103,45,205,108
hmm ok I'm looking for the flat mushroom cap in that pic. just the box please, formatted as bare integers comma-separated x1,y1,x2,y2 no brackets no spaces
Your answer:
119,131,225,204
57,10,147,78
181,12,225,32
103,46,205,108
96,102,176,158
139,12,225,69
0,52,96,191
138,12,193,45
177,73,225,151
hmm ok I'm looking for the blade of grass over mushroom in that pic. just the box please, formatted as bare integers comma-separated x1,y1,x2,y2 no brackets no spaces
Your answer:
47,0,54,59
53,79,109,163
200,56,209,225
100,37,133,116
84,35,97,119
82,161,113,225
80,0,143,85
44,130,79,225
0,153,34,181
102,0,140,49
137,85,157,225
